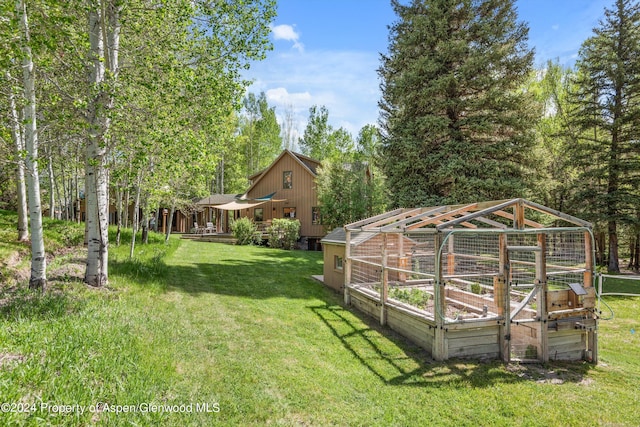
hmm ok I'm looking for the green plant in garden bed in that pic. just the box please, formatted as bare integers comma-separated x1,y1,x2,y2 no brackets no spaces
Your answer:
389,287,431,309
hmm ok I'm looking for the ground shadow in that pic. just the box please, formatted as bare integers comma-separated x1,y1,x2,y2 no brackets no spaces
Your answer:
0,286,80,321
310,302,594,388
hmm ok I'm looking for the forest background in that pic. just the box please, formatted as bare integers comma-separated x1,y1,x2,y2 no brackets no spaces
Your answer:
1,0,639,289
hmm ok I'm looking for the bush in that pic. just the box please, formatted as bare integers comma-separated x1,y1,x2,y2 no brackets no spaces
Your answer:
266,218,300,250
230,217,260,245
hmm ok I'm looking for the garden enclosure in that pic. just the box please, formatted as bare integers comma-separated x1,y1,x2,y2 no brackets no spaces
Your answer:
344,199,598,362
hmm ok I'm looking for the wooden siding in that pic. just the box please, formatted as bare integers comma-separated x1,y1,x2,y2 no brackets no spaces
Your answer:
323,243,345,292
243,152,324,238
447,326,500,359
548,329,587,361
349,287,502,359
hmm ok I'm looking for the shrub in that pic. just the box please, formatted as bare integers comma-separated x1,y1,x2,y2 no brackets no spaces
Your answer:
266,218,300,250
230,217,260,245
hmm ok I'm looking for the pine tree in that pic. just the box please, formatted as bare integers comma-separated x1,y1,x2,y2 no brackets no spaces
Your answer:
568,0,640,273
378,0,537,207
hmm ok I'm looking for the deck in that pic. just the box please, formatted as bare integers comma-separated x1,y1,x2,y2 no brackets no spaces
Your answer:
180,233,238,244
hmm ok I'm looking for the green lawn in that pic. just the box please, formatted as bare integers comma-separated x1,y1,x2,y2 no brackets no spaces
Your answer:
1,219,640,426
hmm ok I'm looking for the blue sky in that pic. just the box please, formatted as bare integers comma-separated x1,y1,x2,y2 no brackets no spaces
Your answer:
243,0,611,144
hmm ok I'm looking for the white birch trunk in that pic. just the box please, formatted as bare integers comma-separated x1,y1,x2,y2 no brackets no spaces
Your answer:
85,2,110,286
46,145,55,219
84,1,121,285
115,187,123,246
18,0,46,290
129,178,141,259
6,70,29,242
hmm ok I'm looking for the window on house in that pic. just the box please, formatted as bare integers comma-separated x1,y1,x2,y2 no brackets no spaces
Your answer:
283,171,293,189
334,255,343,271
283,207,296,218
312,207,321,225
254,208,264,222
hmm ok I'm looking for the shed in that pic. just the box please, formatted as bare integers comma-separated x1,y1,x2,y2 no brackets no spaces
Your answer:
342,198,598,363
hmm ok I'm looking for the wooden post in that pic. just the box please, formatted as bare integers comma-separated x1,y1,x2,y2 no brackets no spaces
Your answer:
344,229,351,305
162,208,168,234
497,233,510,362
584,231,594,288
398,233,407,282
381,233,389,325
584,230,597,363
433,233,447,361
536,233,548,362
447,234,455,276
515,199,525,230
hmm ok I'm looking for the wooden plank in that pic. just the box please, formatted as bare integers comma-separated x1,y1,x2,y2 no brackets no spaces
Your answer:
549,339,586,354
448,334,499,350
444,318,504,330
523,199,592,227
475,216,508,229
407,203,478,230
364,207,424,230
435,199,520,230
346,208,404,230
446,326,500,340
387,312,435,351
386,308,434,333
549,349,584,361
380,206,447,231
548,331,585,347
448,343,500,358
350,293,380,320
493,209,543,228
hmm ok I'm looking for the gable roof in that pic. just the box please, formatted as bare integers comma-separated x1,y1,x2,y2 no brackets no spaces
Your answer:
345,198,592,232
244,149,321,196
321,227,378,246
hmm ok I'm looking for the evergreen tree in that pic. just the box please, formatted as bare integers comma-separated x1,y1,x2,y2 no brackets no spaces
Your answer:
378,0,537,207
568,0,640,273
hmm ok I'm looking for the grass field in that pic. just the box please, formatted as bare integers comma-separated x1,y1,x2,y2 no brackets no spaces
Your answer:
1,211,639,426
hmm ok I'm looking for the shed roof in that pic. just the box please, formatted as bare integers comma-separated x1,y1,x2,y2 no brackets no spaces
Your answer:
321,227,378,246
345,198,591,232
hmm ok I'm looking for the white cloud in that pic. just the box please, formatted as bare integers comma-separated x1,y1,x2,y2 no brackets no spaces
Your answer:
551,24,559,31
265,87,312,105
246,49,381,137
271,24,304,52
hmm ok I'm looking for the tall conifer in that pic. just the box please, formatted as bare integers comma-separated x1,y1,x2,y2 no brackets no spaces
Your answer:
568,0,640,272
379,0,537,207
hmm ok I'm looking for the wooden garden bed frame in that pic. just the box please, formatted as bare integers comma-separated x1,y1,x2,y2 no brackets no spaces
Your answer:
343,198,599,363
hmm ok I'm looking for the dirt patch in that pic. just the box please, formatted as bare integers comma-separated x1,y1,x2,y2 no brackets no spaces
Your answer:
0,352,25,369
505,363,591,385
0,251,29,286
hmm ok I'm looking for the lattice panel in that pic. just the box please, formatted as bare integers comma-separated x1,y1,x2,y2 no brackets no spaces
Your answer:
545,231,587,288
440,233,502,321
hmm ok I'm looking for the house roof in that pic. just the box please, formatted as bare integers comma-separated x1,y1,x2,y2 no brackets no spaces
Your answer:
244,149,321,196
345,198,592,232
196,194,239,206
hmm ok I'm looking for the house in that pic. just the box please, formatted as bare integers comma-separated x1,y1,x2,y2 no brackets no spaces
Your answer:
237,150,325,249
